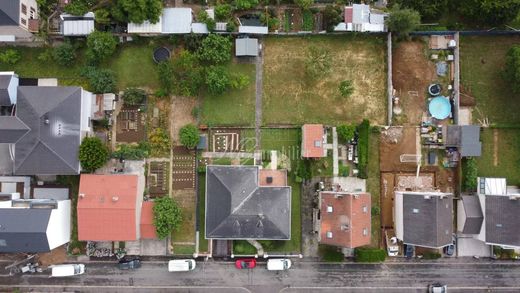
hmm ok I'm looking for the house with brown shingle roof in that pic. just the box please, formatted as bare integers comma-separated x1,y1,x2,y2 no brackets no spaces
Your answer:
318,191,371,248
301,124,326,158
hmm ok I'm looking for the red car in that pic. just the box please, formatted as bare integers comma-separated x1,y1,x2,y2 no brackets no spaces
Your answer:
235,258,256,269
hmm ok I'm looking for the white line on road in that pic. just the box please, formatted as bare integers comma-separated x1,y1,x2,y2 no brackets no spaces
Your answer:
0,284,252,292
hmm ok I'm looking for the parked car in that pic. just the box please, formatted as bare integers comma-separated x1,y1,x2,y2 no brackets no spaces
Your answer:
428,283,448,293
444,236,456,256
404,244,414,258
50,264,85,277
235,258,256,269
168,259,196,272
267,258,291,271
118,257,141,270
316,181,325,192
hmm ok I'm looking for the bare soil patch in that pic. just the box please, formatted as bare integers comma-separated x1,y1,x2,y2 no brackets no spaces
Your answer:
380,127,418,172
170,96,197,145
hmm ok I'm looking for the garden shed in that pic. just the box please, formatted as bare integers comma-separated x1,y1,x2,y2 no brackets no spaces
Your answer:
235,38,258,57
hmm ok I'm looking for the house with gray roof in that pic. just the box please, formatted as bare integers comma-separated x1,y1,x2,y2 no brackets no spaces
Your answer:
205,165,291,240
0,72,18,106
394,191,453,248
0,0,39,37
445,125,482,157
0,198,71,253
0,84,93,175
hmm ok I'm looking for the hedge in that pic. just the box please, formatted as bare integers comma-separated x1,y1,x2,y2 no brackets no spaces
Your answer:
463,157,477,192
357,119,370,179
354,247,386,262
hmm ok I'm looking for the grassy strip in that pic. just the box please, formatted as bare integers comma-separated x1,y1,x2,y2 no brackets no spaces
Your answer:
367,132,381,248
233,240,257,255
173,244,196,255
56,175,84,255
197,174,209,253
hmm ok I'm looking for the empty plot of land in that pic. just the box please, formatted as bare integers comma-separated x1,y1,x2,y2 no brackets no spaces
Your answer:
460,36,520,125
263,35,387,125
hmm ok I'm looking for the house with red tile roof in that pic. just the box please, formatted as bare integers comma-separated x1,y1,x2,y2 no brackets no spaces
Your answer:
301,124,326,158
318,191,371,248
140,201,157,239
77,174,140,241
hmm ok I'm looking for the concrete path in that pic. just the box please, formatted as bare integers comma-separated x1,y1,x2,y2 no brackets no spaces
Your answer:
254,42,263,153
202,152,261,159
332,127,339,176
247,240,264,256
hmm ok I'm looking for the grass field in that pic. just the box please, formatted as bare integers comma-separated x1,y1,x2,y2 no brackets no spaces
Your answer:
108,43,160,90
460,36,520,125
367,132,381,248
476,128,520,186
201,63,256,126
263,35,387,125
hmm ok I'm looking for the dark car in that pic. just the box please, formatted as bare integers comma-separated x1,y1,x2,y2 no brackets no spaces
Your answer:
118,257,141,270
404,244,414,258
235,258,256,269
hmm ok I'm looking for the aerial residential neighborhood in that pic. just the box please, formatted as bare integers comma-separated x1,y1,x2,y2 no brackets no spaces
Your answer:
0,0,520,292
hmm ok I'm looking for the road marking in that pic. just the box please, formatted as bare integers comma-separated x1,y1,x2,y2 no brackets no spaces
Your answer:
0,284,252,292
279,286,520,292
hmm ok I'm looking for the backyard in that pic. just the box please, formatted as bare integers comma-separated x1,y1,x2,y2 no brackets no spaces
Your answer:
262,35,387,125
460,36,520,125
201,62,256,127
367,132,382,247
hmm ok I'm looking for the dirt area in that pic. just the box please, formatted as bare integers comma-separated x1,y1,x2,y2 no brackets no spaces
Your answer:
116,105,147,143
170,96,197,145
148,161,170,198
283,8,302,32
38,245,67,266
392,40,437,125
380,127,418,172
172,147,195,190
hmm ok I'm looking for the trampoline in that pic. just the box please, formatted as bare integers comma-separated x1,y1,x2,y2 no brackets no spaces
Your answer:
153,47,171,63
429,96,451,120
428,84,441,96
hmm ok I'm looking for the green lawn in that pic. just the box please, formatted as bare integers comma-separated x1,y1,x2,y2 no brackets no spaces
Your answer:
55,175,84,255
310,155,334,177
108,43,160,90
460,36,520,125
173,244,196,255
476,128,520,186
197,174,209,253
367,132,381,248
233,240,257,255
201,62,256,126
263,35,387,125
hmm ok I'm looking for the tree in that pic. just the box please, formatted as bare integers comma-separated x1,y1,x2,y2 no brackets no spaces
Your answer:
95,8,111,25
456,0,520,27
52,42,76,66
234,0,259,10
157,61,175,95
339,80,354,97
197,10,216,32
386,5,421,38
111,0,163,24
86,31,118,64
0,49,21,65
184,34,205,52
64,1,89,16
295,0,313,10
153,197,183,239
81,67,116,93
322,5,342,32
337,124,356,142
179,124,200,149
305,46,333,79
205,66,230,95
215,4,233,21
197,34,232,64
505,45,520,93
390,0,447,22
122,88,147,105
171,50,203,97
79,137,108,172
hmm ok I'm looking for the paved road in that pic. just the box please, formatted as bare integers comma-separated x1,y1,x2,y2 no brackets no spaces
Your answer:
2,260,520,292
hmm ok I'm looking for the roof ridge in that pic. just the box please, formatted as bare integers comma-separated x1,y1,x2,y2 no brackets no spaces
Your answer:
38,139,78,173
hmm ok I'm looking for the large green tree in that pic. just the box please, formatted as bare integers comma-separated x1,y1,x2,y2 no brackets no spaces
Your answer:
179,124,200,149
79,137,108,172
322,5,342,32
386,5,421,38
153,197,183,239
111,0,163,24
197,34,232,64
390,0,447,21
505,45,520,94
86,31,117,63
52,42,76,66
122,88,147,105
171,50,203,97
456,0,520,27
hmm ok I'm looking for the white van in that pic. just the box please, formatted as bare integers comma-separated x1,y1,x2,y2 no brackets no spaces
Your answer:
51,264,85,277
168,259,196,272
267,259,291,271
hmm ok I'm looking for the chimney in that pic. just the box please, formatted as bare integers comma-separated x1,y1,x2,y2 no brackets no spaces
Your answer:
79,193,85,199
112,196,119,202
341,224,349,231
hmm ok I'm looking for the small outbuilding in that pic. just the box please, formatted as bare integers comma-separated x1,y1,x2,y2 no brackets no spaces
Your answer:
235,38,258,57
60,12,95,36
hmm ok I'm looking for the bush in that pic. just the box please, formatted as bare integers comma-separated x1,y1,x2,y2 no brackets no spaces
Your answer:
171,50,203,97
38,49,53,62
197,10,216,31
153,197,183,239
302,9,314,31
339,80,354,97
215,4,233,21
354,247,386,262
337,124,356,142
463,157,478,192
197,34,232,64
305,46,333,79
79,137,109,173
339,163,349,177
157,61,174,95
112,142,151,160
205,66,230,95
122,88,147,105
233,240,257,254
230,73,250,90
234,0,259,10
86,31,117,64
64,1,89,16
0,49,21,65
505,45,520,94
184,34,204,52
386,5,421,39
356,119,370,179
52,42,76,66
81,66,117,93
179,124,200,149
371,206,380,216
149,127,171,156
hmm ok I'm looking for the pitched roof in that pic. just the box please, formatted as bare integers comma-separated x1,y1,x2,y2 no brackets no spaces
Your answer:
78,174,139,241
446,125,481,157
0,116,29,144
460,195,483,234
140,201,157,239
401,192,453,248
205,165,291,240
302,124,325,158
12,86,83,175
0,208,51,252
319,192,371,248
485,195,520,247
0,0,19,26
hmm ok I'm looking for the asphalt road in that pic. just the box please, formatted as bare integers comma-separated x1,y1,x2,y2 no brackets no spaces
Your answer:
2,260,520,292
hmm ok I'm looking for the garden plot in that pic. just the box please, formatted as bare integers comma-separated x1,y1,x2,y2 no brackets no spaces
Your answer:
147,161,169,198
211,130,240,152
172,147,195,190
116,106,147,143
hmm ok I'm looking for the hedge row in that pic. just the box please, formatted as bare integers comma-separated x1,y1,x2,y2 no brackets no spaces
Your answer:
357,119,370,179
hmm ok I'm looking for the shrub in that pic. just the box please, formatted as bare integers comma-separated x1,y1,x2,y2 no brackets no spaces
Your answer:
191,107,199,119
112,142,151,160
295,0,313,10
339,80,354,97
371,206,381,216
463,157,478,192
215,4,233,21
197,10,215,31
0,49,21,65
356,119,370,179
122,88,147,105
157,61,174,95
504,45,520,94
184,34,204,52
230,73,250,90
79,137,109,173
305,46,333,79
354,247,386,262
337,124,356,142
234,0,259,10
179,124,200,149
86,31,117,64
197,34,232,64
149,127,171,156
171,50,203,97
386,5,421,39
302,9,314,31
37,49,53,62
64,1,89,16
53,42,76,66
81,66,116,93
153,197,182,239
205,66,230,95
